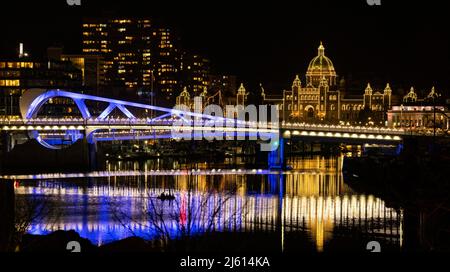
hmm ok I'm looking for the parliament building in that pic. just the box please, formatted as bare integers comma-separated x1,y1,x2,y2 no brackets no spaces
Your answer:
262,42,393,124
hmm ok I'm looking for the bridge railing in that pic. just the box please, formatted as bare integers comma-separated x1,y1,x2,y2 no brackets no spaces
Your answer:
0,117,280,129
282,122,407,135
1,117,447,137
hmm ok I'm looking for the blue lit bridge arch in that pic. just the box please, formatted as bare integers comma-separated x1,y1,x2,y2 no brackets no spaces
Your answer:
16,89,278,149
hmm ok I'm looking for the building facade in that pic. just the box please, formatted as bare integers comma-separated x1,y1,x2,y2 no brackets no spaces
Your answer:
387,87,449,131
82,18,212,106
60,54,105,95
180,53,210,97
208,75,237,105
0,55,82,116
267,43,392,125
151,27,181,104
82,18,153,93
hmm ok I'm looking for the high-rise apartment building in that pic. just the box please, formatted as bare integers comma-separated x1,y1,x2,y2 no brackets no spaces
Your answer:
82,18,153,93
180,53,210,96
82,18,214,106
151,27,181,104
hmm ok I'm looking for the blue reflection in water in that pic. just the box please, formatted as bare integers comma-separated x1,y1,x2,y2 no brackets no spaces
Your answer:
15,156,404,251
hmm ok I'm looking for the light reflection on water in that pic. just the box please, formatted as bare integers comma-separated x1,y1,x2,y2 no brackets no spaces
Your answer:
14,156,403,252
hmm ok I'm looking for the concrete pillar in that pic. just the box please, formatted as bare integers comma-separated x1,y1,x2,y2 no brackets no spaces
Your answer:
88,141,98,171
1,132,12,153
0,180,15,252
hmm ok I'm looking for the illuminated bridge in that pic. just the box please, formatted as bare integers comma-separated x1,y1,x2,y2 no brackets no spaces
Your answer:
0,89,414,147
0,89,278,149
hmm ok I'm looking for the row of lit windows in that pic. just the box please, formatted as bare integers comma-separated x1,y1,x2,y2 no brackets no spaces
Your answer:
342,104,364,111
299,95,319,101
0,62,34,69
0,71,20,77
0,80,20,86
159,68,176,73
83,41,99,45
160,64,174,68
116,61,139,65
160,80,177,84
83,24,107,28
83,31,108,35
112,20,132,23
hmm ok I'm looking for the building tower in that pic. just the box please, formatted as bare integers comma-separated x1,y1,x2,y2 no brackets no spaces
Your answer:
363,83,373,109
236,83,247,106
176,87,191,108
306,42,337,88
318,76,329,119
383,83,392,109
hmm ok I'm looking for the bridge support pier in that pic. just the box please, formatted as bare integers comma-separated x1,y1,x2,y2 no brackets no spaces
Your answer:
87,141,98,171
268,137,286,170
0,179,14,252
1,132,13,153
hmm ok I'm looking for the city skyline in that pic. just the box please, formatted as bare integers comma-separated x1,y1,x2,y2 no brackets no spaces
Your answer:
0,0,448,93
1,0,450,258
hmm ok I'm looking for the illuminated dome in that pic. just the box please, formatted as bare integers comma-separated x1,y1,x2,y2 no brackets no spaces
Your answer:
403,87,417,103
306,42,337,87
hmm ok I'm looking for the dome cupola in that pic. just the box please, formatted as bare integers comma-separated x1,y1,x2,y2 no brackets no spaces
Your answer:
306,42,337,87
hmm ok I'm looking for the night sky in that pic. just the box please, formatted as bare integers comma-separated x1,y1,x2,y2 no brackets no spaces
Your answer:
1,0,449,95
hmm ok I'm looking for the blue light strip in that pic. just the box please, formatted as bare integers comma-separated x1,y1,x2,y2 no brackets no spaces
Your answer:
116,104,136,119
73,99,91,119
150,112,171,122
97,104,117,120
24,89,237,122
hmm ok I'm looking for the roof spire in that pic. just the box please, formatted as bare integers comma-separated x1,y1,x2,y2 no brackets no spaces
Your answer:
365,83,373,95
318,41,325,56
384,83,392,94
292,75,301,88
237,83,246,94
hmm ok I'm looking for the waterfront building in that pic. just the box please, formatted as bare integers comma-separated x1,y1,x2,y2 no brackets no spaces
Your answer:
175,83,248,110
387,87,449,131
180,53,210,97
82,18,154,95
151,27,181,104
208,75,237,105
236,83,248,106
263,42,392,125
48,46,105,95
82,18,216,106
0,45,82,116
